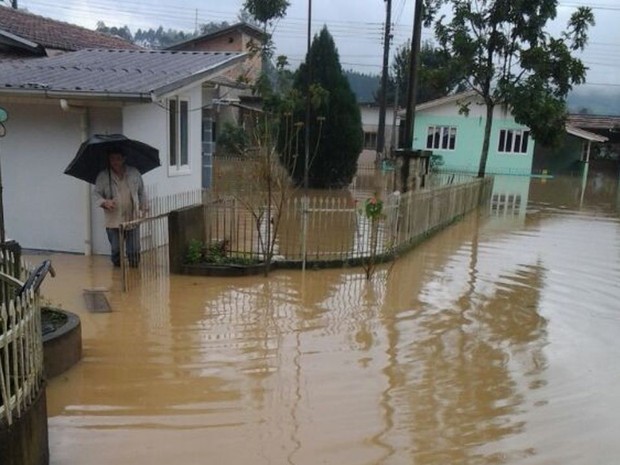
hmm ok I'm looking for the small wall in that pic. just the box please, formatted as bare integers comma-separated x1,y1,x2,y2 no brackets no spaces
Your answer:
0,388,49,465
42,310,82,379
169,205,206,274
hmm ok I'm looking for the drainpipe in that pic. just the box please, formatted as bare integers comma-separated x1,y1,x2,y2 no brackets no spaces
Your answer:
580,140,592,208
60,99,92,255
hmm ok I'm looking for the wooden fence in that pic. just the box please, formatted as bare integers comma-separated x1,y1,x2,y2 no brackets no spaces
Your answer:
0,253,43,427
201,176,493,264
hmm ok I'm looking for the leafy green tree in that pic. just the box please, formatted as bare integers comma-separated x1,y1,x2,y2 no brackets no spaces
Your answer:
199,21,231,35
95,21,133,42
233,0,292,274
429,0,594,177
242,0,290,25
376,40,463,106
287,27,363,188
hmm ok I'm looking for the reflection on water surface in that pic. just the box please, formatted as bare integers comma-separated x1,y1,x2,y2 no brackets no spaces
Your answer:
41,173,620,465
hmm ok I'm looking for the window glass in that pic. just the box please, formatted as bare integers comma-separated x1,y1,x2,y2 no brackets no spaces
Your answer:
426,126,457,151
180,100,189,166
498,129,530,154
168,97,190,172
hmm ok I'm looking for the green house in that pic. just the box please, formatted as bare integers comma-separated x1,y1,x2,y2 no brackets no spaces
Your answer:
411,92,535,175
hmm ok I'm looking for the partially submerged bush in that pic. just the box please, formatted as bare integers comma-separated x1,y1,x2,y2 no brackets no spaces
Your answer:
185,239,261,265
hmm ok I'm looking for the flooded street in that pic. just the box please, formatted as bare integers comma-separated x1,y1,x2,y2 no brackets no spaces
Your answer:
39,173,620,465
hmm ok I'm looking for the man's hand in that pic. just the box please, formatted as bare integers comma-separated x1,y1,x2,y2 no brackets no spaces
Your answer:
102,199,116,210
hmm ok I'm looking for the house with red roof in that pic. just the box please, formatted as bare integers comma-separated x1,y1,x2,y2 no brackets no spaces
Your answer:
0,5,139,59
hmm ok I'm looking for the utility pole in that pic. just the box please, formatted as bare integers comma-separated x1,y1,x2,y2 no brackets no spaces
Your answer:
302,0,312,271
376,0,392,163
390,84,399,152
397,0,424,192
403,0,423,150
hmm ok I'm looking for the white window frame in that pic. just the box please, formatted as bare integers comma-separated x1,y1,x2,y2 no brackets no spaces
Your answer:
498,128,530,154
168,97,191,176
363,131,377,150
426,125,457,151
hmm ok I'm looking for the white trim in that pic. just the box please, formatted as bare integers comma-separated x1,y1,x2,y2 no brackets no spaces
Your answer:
498,128,530,154
167,96,191,176
566,124,608,143
426,125,457,151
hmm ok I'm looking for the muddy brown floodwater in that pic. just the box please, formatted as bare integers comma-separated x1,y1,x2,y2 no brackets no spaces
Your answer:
37,173,620,465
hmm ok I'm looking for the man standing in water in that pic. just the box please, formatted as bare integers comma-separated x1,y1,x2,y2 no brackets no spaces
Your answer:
94,150,147,267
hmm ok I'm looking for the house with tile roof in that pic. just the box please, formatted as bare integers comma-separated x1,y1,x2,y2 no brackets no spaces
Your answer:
167,23,269,149
0,48,246,254
167,22,266,83
0,5,139,59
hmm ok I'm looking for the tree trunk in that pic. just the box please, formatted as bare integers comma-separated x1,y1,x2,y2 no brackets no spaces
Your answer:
477,101,495,178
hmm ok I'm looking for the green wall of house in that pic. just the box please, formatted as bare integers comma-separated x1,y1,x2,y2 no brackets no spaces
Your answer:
412,114,535,175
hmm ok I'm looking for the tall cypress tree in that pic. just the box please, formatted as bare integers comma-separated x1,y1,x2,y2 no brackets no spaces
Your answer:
287,27,362,188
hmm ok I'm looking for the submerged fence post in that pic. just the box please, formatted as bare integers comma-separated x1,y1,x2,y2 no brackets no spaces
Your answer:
302,195,308,271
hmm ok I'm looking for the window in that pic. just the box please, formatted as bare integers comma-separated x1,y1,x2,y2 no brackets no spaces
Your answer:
498,129,530,154
426,126,457,150
168,97,189,172
363,131,377,150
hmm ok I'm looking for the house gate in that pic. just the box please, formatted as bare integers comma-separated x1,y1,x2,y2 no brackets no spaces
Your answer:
119,189,203,292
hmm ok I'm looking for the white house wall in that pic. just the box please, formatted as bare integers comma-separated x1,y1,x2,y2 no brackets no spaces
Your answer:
123,85,203,198
1,100,122,253
359,105,398,164
2,83,207,254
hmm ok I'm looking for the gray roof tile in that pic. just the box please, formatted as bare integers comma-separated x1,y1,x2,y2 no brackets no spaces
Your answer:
0,48,245,99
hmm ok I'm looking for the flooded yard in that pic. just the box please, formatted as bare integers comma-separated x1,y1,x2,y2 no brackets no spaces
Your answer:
39,172,620,465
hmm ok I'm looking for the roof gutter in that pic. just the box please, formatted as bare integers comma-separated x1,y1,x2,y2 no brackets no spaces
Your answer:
150,53,248,101
0,87,152,102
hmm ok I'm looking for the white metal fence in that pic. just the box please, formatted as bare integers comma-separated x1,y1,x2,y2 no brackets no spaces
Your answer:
202,177,492,263
119,189,203,292
0,253,43,427
122,174,491,289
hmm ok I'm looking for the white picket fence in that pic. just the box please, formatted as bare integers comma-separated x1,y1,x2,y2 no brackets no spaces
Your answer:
0,254,43,427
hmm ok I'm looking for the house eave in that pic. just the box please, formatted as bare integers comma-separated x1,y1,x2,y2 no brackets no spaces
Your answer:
166,23,267,51
566,124,609,143
0,29,45,54
151,52,247,100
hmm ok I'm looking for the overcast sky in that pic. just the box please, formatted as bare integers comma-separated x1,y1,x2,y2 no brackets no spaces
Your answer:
14,0,620,90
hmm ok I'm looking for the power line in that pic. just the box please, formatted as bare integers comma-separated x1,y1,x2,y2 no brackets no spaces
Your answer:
558,1,620,11
20,0,620,74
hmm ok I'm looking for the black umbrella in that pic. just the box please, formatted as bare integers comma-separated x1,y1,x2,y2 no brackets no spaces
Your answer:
64,134,160,184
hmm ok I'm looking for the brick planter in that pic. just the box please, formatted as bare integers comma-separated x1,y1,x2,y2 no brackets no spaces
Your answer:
0,387,49,465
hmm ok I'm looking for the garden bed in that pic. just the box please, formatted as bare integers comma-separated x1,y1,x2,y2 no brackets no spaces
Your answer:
180,262,269,277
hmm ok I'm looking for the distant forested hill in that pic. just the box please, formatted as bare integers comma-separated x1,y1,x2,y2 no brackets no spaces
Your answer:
342,74,620,115
345,70,380,104
567,87,620,116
